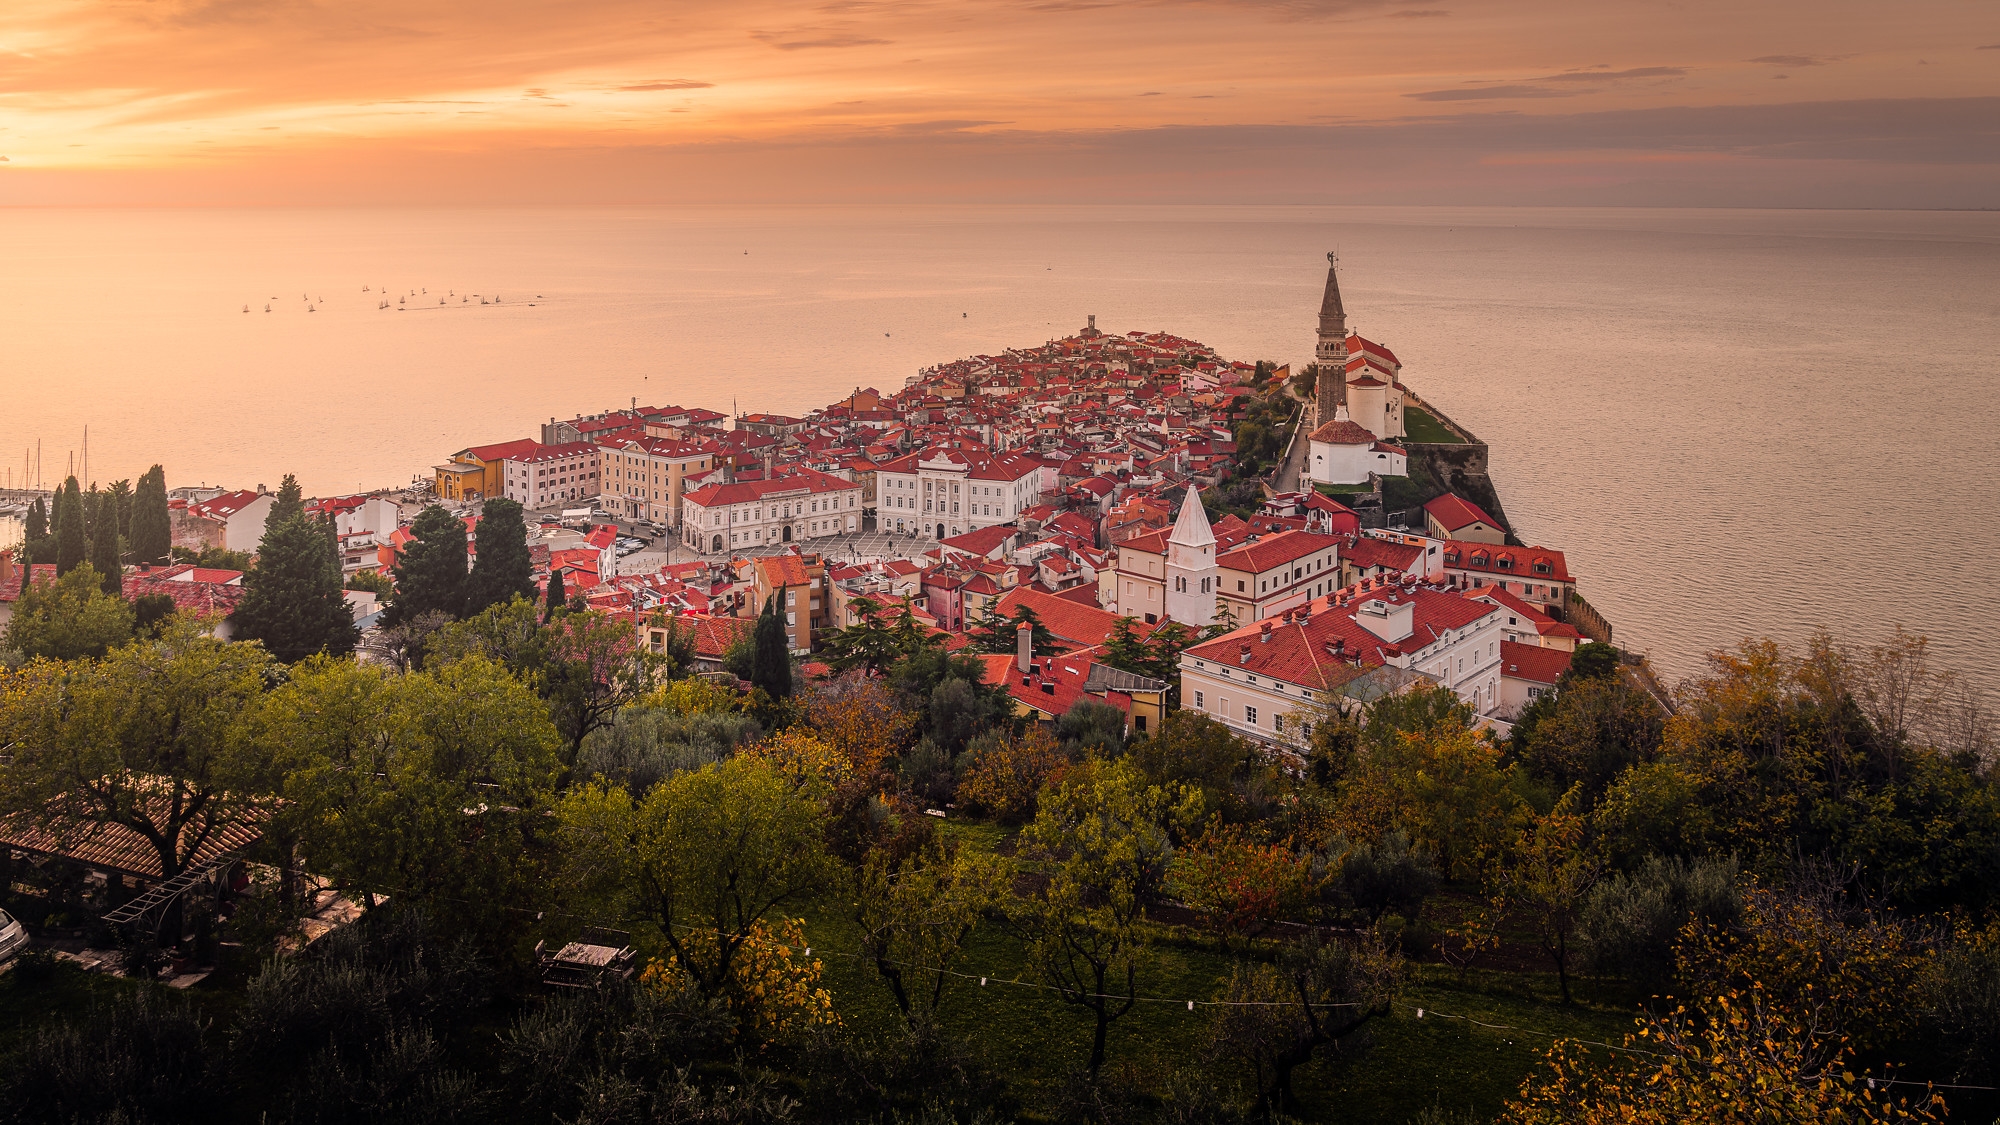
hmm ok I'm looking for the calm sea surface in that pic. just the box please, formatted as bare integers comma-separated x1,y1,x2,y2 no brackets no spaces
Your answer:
3,205,1997,700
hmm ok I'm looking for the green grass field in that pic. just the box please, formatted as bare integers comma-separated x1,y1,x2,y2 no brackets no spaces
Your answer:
1401,409,1464,446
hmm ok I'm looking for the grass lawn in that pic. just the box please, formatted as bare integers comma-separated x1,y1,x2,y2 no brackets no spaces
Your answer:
795,819,1640,1123
1402,408,1464,446
1315,482,1375,497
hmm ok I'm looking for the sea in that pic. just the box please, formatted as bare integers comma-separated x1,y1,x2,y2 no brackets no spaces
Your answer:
2,205,1997,704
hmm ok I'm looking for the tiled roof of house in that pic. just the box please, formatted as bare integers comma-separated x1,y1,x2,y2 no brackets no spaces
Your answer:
1443,541,1573,583
684,467,859,508
1185,583,1497,691
993,585,1149,650
1423,493,1502,533
1501,640,1572,685
1216,531,1342,575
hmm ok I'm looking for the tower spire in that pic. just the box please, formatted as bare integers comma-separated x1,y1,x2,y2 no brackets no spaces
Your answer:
1314,251,1351,422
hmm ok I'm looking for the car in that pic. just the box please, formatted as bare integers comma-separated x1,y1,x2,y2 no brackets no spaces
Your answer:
0,909,29,962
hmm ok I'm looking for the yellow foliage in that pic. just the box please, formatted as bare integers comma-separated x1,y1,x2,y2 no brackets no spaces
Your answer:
641,917,838,1045
957,726,1068,825
739,727,854,798
1505,988,1946,1125
644,677,739,717
804,680,916,775
1337,724,1531,881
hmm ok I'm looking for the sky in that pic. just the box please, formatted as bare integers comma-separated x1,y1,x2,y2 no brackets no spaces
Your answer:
2,0,1997,207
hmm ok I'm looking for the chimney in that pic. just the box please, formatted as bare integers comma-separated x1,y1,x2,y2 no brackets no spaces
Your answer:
1260,621,1273,644
1016,621,1034,675
1239,643,1252,664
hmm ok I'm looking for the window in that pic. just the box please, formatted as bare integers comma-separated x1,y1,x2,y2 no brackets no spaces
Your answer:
1273,714,1284,733
1244,705,1258,725
1193,690,1204,709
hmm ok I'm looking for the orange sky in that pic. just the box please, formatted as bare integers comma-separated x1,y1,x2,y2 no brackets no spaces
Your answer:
4,0,1998,205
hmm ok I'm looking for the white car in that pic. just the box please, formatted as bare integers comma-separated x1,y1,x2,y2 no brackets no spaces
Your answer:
0,909,28,962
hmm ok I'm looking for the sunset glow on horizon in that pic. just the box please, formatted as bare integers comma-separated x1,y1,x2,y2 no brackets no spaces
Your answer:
3,0,1998,205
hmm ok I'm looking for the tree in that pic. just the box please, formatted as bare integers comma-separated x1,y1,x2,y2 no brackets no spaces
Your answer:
539,608,665,780
129,465,172,567
344,569,393,597
853,825,1008,1024
0,620,271,908
817,596,907,677
1512,673,1666,806
1504,989,1947,1125
957,725,1068,824
1499,798,1602,1004
1337,722,1533,881
1170,820,1313,948
265,473,304,532
804,677,917,774
105,478,134,541
751,596,792,698
1015,759,1205,1076
1564,640,1621,684
1128,710,1259,818
557,758,834,1011
542,566,566,623
23,495,47,543
53,476,86,576
384,505,466,626
1,564,134,660
89,489,123,595
252,656,562,945
463,498,535,618
232,514,358,662
1211,932,1401,1117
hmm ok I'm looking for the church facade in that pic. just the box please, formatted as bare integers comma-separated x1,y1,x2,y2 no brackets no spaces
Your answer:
1308,255,1412,486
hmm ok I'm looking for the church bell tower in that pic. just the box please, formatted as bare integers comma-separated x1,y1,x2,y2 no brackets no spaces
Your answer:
1314,252,1350,423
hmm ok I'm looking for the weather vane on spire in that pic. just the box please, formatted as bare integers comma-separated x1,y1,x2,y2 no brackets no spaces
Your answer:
1328,250,1339,265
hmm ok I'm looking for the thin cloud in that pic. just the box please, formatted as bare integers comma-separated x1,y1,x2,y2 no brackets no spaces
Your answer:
1406,85,1572,101
751,30,891,49
1751,55,1824,67
1539,66,1685,82
618,79,714,91
1389,8,1449,16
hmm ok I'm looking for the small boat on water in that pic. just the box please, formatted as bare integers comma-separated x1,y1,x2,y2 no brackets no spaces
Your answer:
243,304,249,313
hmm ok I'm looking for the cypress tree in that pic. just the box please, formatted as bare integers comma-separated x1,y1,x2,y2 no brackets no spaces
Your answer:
544,566,566,623
384,505,468,626
752,594,793,698
107,479,134,541
90,491,122,595
266,474,305,533
129,465,172,567
24,497,46,542
234,513,357,662
54,478,86,576
463,498,536,617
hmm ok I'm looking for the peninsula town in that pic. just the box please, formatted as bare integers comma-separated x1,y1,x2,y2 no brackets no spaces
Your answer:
1,257,1602,741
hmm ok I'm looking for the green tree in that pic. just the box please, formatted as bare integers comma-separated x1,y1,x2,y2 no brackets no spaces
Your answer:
557,757,834,1004
853,823,1009,1024
542,566,566,623
344,569,393,597
89,488,123,595
1128,710,1258,817
23,496,47,542
0,620,271,893
1016,759,1205,1076
463,498,535,618
1565,640,1621,683
265,473,304,532
1513,674,1666,806
251,656,562,944
53,476,86,576
233,514,358,662
752,596,793,698
129,465,172,567
383,505,466,626
105,478,134,540
2,564,134,660
538,608,665,778
1211,933,1402,1117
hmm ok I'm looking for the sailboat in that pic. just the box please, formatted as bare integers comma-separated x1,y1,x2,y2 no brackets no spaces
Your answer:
264,304,271,313
242,304,250,313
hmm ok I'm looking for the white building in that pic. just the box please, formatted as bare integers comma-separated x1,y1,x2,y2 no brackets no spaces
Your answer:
181,490,275,553
1177,577,1507,746
1308,407,1407,486
680,468,863,553
500,442,602,510
874,448,1042,539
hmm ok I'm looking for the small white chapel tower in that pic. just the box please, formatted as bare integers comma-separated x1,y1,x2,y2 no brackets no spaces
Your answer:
1165,485,1219,627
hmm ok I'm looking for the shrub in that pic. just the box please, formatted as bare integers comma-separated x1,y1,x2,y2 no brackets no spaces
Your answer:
1577,855,1741,994
1,990,216,1124
1326,830,1439,926
957,727,1067,824
899,737,956,805
579,706,758,792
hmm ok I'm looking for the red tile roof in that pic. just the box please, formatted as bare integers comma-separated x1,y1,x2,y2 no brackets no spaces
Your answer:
1501,640,1571,685
683,467,859,508
1443,541,1573,583
1308,418,1379,445
1185,584,1497,691
1424,493,1503,533
1216,531,1342,575
993,586,1148,650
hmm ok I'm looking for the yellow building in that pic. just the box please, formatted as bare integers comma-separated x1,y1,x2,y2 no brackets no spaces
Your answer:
435,439,540,502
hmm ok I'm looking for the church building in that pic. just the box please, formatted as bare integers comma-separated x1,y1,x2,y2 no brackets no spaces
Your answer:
1307,255,1413,486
